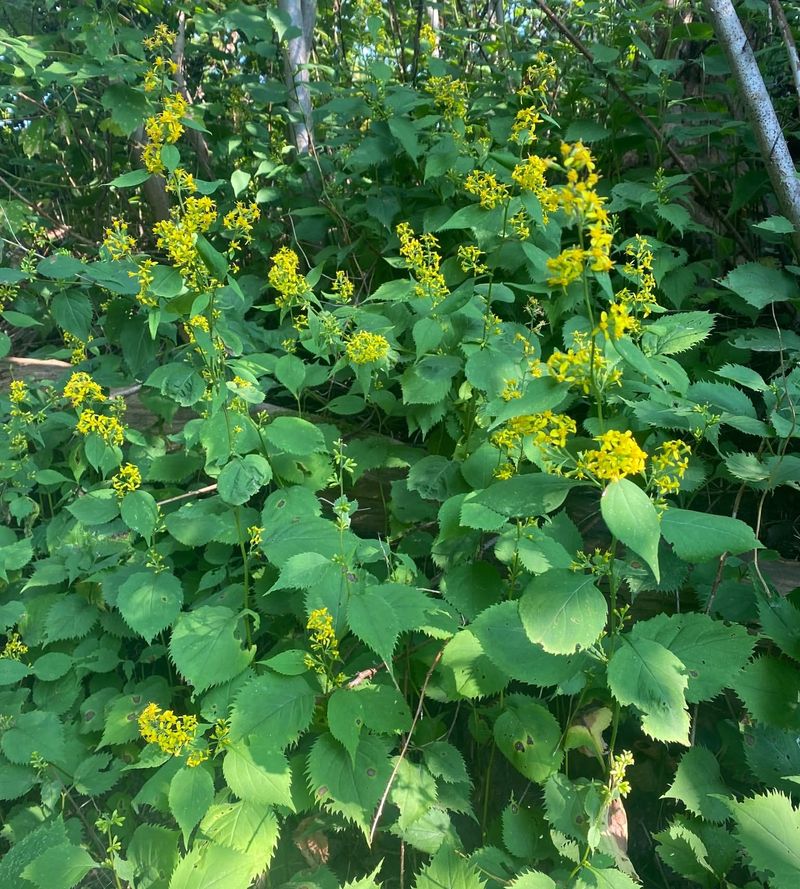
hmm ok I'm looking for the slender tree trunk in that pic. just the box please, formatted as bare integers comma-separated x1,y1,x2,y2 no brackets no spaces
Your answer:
279,0,317,157
705,0,800,257
769,0,800,120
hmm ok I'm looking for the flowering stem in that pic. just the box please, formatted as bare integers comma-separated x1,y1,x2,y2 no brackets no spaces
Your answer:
233,508,253,649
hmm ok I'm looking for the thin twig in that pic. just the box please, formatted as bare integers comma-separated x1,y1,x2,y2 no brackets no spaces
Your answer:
367,646,444,846
157,483,217,506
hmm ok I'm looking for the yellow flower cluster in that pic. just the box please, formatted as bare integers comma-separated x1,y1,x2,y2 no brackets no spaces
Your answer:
247,525,263,547
396,222,448,302
143,92,189,174
419,23,437,49
103,218,136,261
143,55,178,92
519,52,558,107
510,107,542,145
511,210,530,240
493,410,577,453
153,196,217,289
597,301,639,340
304,607,341,673
129,259,158,308
76,410,125,447
138,702,199,758
166,167,197,195
268,247,310,309
425,75,468,121
500,379,522,401
457,245,488,275
464,170,509,210
546,246,585,288
112,463,142,498
576,430,647,483
9,380,27,404
651,440,691,495
547,332,621,394
346,330,390,365
331,270,354,302
63,332,89,365
609,749,634,797
223,201,261,243
63,371,105,408
1,631,28,661
143,23,176,51
619,235,658,316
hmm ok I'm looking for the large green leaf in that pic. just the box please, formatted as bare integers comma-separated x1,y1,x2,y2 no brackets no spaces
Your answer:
307,733,392,837
170,606,253,693
731,791,800,889
217,455,272,505
493,694,563,783
168,766,214,845
199,802,279,863
21,844,96,889
663,747,731,823
347,587,400,667
631,612,754,703
601,479,660,581
607,636,690,744
117,570,183,642
661,508,760,562
229,672,316,745
435,629,509,700
720,262,797,309
519,571,607,655
414,845,486,889
169,843,256,889
736,656,800,729
223,739,293,808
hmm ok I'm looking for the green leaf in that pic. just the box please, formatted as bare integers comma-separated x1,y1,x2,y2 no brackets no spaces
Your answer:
347,587,400,667
272,553,332,591
607,636,690,744
388,116,421,161
199,802,279,863
601,479,660,581
401,355,462,404
391,757,439,830
217,455,272,505
758,593,800,660
508,873,556,889
493,694,563,783
573,868,640,889
22,844,96,889
31,652,72,681
720,262,797,309
661,508,760,562
466,474,582,525
753,215,796,234
229,672,316,745
308,733,392,837
108,169,151,188
169,766,214,845
169,843,256,889
731,791,800,889
170,606,253,693
664,747,731,823
327,689,363,764
223,738,293,808
1,711,65,764
519,571,607,655
264,417,326,457
436,629,509,700
736,656,800,729
642,311,715,356
231,169,251,197
423,741,470,785
37,254,84,278
51,291,91,341
415,845,486,889
120,490,159,541
631,612,754,703
118,570,183,642
67,490,120,526
195,234,228,281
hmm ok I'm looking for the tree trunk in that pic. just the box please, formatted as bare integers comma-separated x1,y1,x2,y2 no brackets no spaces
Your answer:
705,0,800,257
279,0,317,157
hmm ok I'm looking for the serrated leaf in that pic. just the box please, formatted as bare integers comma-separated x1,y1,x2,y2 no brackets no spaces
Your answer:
661,508,760,562
508,872,555,889
169,843,256,889
217,455,272,506
170,606,253,693
118,570,183,642
391,757,438,830
1,711,65,764
720,262,797,309
731,791,800,888
223,738,293,808
120,490,159,541
643,311,715,356
327,689,363,765
519,571,607,655
22,844,96,889
229,672,316,745
736,656,800,729
423,741,470,785
347,587,400,668
607,636,690,744
308,733,392,837
199,802,279,863
169,766,214,845
631,611,754,703
272,553,332,591
664,747,731,823
414,845,486,889
494,694,563,782
436,629,509,700
601,479,660,581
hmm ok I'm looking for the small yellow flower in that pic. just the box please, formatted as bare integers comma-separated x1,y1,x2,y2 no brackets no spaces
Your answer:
345,330,390,365
103,218,136,261
457,245,488,275
396,222,449,302
63,372,106,408
223,201,260,239
464,170,509,210
76,409,125,447
112,463,142,498
9,380,27,404
425,75,468,121
247,525,263,547
331,270,354,302
268,247,310,309
650,439,691,495
547,246,585,288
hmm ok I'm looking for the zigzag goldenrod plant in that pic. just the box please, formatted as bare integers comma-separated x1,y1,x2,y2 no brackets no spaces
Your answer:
1,11,800,889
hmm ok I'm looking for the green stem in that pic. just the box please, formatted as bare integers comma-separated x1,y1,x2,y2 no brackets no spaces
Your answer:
233,508,253,648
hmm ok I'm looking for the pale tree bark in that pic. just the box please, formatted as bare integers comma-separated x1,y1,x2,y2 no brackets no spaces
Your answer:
705,0,800,257
279,0,317,157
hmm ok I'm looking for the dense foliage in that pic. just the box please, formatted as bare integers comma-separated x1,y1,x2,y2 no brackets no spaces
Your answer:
2,2,800,887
